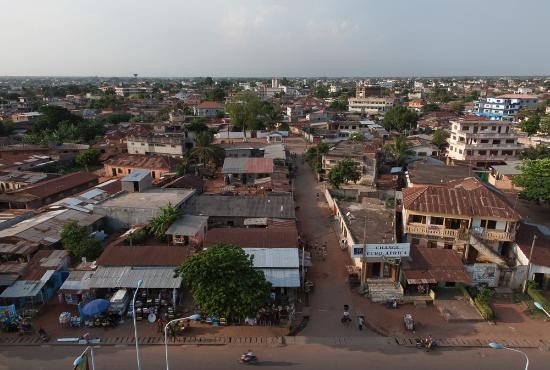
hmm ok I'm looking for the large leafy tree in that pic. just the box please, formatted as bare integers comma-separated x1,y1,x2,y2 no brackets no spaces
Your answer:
304,143,329,173
431,129,449,148
383,106,418,132
190,131,225,168
225,91,263,135
75,148,101,170
448,101,465,115
421,103,440,113
328,158,361,189
519,115,541,136
175,243,271,319
384,135,413,165
539,115,550,136
512,159,550,201
149,204,181,241
61,221,102,260
521,145,550,160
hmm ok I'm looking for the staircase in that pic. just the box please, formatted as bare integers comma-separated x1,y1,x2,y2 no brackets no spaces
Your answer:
366,280,404,303
469,234,506,266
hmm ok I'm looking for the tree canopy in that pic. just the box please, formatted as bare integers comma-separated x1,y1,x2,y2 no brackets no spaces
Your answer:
539,115,550,136
149,204,181,241
190,131,225,168
519,116,541,136
421,103,440,113
61,221,102,260
328,158,361,189
431,129,449,147
521,145,550,160
384,135,413,165
304,143,329,173
175,243,271,319
75,149,101,170
512,159,550,201
383,106,418,132
448,101,465,115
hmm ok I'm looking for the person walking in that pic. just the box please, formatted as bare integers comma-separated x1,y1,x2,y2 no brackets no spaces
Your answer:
358,315,365,331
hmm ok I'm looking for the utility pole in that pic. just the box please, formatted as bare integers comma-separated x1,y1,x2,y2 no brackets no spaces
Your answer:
360,213,368,289
523,234,537,293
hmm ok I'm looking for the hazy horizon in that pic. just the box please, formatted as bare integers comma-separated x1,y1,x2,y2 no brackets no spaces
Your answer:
2,0,550,77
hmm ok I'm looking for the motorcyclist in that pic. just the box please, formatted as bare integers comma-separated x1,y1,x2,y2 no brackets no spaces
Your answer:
245,349,255,359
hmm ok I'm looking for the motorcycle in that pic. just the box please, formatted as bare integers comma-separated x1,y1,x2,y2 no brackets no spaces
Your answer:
38,328,49,343
240,353,258,365
341,304,352,323
415,337,438,352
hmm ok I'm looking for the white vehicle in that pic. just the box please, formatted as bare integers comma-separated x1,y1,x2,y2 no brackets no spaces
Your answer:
108,289,129,316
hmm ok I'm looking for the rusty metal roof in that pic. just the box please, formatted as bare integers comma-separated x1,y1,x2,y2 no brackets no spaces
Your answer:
403,177,519,220
402,246,470,284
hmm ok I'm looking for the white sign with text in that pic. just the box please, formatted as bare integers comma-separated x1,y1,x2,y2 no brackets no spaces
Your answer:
351,243,410,258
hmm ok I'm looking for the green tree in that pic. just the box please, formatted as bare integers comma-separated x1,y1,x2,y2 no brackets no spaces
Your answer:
314,86,329,99
421,103,440,113
521,145,550,160
190,131,225,168
187,118,208,133
226,91,263,135
539,115,550,136
329,97,347,112
304,143,329,173
431,129,449,147
328,158,360,189
519,116,541,136
348,132,364,142
512,159,550,201
203,87,226,102
75,149,101,171
149,204,181,241
384,135,413,165
175,243,271,319
61,221,103,260
448,101,465,115
383,106,418,132
278,122,290,132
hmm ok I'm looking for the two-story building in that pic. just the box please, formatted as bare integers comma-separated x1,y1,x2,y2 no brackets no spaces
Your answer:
348,97,395,114
402,177,521,287
127,134,193,158
193,101,224,117
446,117,522,166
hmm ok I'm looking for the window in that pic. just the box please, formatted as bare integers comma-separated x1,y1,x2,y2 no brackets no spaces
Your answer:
492,140,501,145
410,215,426,224
491,126,497,131
490,150,498,156
152,171,156,179
431,217,444,225
462,126,469,131
506,139,515,144
117,168,122,174
478,150,487,155
502,150,513,155
480,139,489,143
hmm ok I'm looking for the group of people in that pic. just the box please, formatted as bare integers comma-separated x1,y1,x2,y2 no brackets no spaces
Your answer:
341,305,365,331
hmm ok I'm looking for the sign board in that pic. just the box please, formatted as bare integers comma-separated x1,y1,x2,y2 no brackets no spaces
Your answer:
351,243,410,258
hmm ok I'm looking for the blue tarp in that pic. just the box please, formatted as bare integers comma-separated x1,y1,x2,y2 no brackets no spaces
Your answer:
80,299,110,317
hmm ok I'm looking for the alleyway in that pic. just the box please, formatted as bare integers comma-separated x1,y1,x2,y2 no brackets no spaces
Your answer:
292,149,377,337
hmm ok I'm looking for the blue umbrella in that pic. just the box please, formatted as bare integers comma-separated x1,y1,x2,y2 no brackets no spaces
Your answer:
81,299,110,317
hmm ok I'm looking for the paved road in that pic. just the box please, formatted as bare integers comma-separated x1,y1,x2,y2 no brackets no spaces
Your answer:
1,342,548,370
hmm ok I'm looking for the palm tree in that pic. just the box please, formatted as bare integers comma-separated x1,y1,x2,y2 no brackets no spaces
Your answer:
384,135,413,166
149,204,181,241
190,131,225,168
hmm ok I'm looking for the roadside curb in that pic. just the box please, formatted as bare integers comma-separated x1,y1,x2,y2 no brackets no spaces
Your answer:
0,335,286,347
394,337,550,349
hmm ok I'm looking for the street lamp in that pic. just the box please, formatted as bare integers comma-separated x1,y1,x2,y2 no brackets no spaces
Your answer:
534,302,550,318
164,314,201,370
488,341,529,370
133,279,143,370
73,346,96,370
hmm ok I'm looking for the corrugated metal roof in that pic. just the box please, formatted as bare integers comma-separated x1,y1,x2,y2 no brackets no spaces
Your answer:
260,268,300,287
165,215,208,236
222,158,274,174
243,248,299,268
263,144,286,160
59,270,94,291
186,194,295,219
0,270,55,298
88,266,182,289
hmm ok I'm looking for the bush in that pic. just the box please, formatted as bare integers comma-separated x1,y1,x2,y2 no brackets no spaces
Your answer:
127,228,148,245
474,298,494,320
527,287,550,313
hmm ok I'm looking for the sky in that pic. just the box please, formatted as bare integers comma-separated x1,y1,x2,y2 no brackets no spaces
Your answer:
1,0,549,77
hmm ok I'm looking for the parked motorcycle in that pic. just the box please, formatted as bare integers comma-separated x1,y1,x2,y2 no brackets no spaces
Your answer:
38,328,49,343
416,337,438,352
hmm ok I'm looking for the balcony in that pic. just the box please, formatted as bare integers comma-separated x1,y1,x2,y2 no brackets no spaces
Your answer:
404,224,462,239
471,228,515,242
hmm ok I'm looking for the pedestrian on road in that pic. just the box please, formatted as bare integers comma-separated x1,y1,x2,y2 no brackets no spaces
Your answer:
358,316,365,331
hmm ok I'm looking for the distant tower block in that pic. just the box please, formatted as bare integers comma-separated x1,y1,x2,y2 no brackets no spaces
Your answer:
272,77,280,89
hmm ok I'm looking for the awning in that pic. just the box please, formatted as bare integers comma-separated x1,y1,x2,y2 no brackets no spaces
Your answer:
403,269,470,285
259,268,300,288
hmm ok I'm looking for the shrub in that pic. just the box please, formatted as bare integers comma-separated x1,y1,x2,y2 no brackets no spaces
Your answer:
527,287,550,313
474,299,494,320
127,228,148,245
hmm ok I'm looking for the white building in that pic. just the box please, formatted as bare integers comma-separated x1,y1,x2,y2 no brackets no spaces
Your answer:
348,97,395,114
127,134,193,158
446,118,522,165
